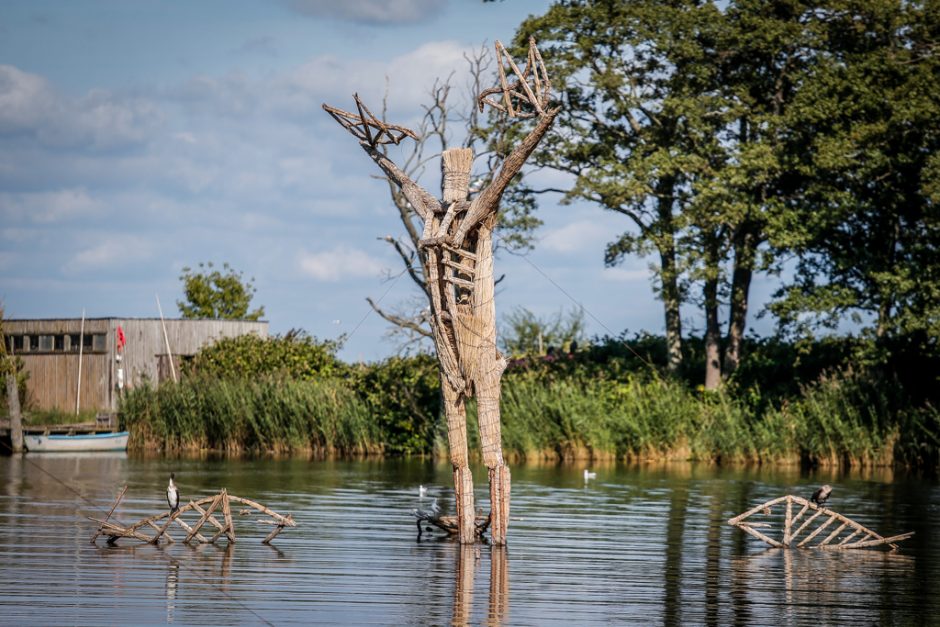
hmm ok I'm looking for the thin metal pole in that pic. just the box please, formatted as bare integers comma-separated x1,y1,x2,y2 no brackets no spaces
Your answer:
76,308,85,415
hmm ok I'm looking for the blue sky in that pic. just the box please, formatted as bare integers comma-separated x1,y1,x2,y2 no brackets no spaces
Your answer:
0,0,782,362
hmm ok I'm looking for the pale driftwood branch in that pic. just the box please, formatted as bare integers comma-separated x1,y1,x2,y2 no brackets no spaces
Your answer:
90,485,128,545
740,523,784,548
790,508,825,544
831,532,915,550
819,522,848,547
227,496,297,527
222,490,236,544
186,493,223,543
729,494,913,551
796,515,838,547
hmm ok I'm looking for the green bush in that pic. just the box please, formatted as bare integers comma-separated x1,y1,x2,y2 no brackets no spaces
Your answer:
183,330,344,380
347,354,441,455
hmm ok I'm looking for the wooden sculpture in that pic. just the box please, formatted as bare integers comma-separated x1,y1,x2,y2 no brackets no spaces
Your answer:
728,494,913,550
89,485,296,546
323,38,558,544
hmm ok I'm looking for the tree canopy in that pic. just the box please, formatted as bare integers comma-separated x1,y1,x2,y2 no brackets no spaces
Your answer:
516,0,940,386
177,262,265,321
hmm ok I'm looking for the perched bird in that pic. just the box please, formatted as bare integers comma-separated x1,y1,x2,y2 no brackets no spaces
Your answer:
166,473,180,513
810,484,832,507
418,485,428,498
584,469,597,481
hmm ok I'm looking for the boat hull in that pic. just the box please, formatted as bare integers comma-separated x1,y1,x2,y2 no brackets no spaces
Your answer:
25,431,129,453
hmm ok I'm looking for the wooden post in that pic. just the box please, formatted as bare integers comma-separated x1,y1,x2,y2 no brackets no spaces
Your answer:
6,370,23,453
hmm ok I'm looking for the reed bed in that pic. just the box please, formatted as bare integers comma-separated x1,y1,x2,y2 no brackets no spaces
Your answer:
121,376,379,455
119,367,928,467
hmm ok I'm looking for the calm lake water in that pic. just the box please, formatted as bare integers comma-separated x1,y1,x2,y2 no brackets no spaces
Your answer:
0,454,937,626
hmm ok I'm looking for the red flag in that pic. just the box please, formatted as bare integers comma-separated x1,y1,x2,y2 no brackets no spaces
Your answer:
117,326,126,350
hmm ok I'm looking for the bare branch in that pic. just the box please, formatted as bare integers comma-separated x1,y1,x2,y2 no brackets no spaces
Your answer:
366,298,433,338
380,235,428,296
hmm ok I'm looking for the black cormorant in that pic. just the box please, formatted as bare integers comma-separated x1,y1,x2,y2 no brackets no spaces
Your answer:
810,484,832,507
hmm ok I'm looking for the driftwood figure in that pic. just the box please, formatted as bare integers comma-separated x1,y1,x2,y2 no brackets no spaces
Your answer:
324,38,559,544
89,485,296,546
728,494,913,550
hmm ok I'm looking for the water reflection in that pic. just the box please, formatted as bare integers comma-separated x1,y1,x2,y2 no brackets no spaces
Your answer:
451,544,509,626
733,548,917,625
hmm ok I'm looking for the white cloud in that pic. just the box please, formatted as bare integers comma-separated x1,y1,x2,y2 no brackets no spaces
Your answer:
0,188,101,224
0,64,161,151
540,220,611,254
280,40,471,117
0,64,54,132
71,236,155,268
299,246,385,281
286,0,445,24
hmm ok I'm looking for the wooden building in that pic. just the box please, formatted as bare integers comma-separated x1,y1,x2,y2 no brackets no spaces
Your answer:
3,318,268,412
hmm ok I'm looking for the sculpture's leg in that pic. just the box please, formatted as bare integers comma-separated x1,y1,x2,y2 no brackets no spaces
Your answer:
442,380,476,544
469,222,511,544
478,390,510,545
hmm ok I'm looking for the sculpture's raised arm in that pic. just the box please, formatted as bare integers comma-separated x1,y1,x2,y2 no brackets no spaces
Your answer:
322,95,441,220
449,38,559,248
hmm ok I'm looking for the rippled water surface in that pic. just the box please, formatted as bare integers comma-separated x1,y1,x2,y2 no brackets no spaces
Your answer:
0,454,937,625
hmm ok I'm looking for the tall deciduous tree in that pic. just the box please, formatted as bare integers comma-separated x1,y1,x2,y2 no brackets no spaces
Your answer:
517,0,716,373
516,0,834,388
770,0,940,354
177,262,265,321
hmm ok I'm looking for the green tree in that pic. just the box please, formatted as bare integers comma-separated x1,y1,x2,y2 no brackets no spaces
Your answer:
177,262,265,321
517,0,719,372
770,0,940,356
500,306,586,356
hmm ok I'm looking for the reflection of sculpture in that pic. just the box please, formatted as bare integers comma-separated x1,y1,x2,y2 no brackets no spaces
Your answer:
451,545,510,626
324,38,559,545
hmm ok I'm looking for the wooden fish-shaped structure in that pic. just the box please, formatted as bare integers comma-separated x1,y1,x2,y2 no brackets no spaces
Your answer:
728,494,913,550
89,485,296,546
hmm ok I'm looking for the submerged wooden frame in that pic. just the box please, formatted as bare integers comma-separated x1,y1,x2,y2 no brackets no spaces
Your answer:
728,495,913,550
88,485,296,546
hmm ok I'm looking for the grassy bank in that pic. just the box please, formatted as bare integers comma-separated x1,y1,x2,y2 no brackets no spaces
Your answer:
119,366,938,467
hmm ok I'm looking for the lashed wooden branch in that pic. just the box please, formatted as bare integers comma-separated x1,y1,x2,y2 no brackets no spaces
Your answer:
322,93,418,147
728,494,913,551
88,486,296,546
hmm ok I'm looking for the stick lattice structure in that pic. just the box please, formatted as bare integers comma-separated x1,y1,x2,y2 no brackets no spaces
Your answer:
728,494,913,550
88,485,296,546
